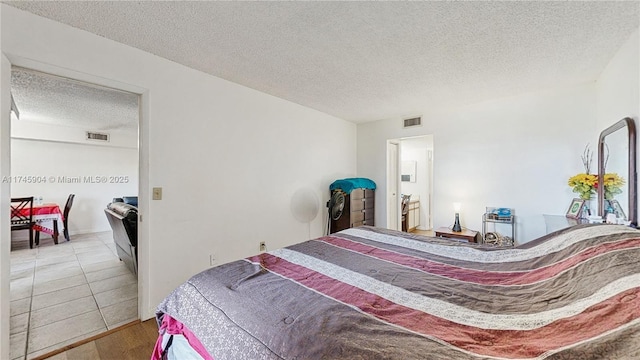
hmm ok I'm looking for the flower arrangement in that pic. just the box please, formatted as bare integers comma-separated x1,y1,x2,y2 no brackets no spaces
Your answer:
568,173,598,200
603,173,625,200
567,145,626,201
568,145,597,200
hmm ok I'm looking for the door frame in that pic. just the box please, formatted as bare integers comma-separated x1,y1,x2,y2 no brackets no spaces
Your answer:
0,55,150,359
393,135,434,232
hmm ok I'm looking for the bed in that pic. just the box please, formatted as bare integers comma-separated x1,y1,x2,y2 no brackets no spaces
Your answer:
153,224,640,360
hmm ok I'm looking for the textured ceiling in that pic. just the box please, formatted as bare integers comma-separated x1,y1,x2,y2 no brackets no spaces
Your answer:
11,68,139,131
4,1,639,123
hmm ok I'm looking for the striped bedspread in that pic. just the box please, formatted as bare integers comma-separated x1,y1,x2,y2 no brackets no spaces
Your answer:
156,225,640,359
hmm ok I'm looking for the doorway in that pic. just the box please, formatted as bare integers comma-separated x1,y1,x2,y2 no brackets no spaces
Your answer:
387,135,433,232
8,67,140,359
387,141,400,230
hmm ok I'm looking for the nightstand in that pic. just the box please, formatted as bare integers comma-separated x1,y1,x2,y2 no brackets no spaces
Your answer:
434,227,479,243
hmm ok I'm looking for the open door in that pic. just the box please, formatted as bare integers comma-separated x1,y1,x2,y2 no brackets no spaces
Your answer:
387,141,400,230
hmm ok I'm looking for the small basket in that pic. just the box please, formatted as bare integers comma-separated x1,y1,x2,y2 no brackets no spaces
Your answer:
484,232,514,247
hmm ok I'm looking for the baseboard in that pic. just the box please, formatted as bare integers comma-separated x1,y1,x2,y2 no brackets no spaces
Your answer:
10,228,112,241
71,228,112,235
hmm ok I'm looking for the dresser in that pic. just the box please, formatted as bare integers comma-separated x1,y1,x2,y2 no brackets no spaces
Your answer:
402,200,421,232
407,200,420,231
330,188,375,233
543,215,588,234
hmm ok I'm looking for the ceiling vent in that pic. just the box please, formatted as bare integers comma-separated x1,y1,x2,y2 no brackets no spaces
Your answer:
86,131,110,142
403,116,422,128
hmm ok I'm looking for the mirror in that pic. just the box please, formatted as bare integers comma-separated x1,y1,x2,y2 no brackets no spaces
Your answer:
598,117,637,226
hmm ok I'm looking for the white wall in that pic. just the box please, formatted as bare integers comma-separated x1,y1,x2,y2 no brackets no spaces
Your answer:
595,29,639,217
358,83,598,244
11,138,138,234
400,136,432,229
0,6,357,352
596,30,639,130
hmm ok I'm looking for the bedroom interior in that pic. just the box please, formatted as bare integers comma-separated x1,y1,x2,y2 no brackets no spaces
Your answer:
0,1,638,359
159,111,640,357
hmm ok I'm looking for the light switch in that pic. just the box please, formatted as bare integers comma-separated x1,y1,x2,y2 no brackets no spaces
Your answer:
152,187,162,200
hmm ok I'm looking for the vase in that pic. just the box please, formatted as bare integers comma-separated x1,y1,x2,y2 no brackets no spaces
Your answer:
581,197,594,219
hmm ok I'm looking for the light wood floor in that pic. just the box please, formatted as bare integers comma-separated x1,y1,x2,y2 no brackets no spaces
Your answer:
34,319,158,360
410,229,435,236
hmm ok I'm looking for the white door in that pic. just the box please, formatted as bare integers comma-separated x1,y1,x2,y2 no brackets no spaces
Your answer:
427,149,433,229
387,142,400,230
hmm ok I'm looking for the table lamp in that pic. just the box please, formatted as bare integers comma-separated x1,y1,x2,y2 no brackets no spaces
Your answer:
452,202,462,232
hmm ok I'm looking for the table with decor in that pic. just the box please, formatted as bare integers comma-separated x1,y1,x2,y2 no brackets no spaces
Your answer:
567,145,625,220
17,203,66,244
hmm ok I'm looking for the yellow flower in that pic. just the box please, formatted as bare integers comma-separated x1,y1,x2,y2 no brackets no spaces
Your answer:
568,173,597,200
603,173,625,200
603,173,625,187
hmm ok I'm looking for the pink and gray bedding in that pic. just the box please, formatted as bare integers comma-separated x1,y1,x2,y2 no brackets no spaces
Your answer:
155,225,640,359
152,313,212,360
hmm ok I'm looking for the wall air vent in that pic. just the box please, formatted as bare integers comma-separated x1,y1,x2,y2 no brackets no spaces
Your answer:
86,131,110,142
403,117,422,128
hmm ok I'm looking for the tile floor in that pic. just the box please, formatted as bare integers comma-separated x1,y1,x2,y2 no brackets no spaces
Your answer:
9,231,138,360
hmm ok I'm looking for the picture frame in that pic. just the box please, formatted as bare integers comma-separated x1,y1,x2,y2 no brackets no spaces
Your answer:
608,199,627,220
566,198,585,219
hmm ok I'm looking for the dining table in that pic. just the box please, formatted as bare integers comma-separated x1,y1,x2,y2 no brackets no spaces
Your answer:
18,203,66,245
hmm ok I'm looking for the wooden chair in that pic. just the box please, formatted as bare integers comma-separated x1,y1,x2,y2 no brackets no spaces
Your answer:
401,194,411,232
35,193,75,244
62,194,75,241
11,197,35,249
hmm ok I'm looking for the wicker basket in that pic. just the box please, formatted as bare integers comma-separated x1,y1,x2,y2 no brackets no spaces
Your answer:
483,232,514,247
